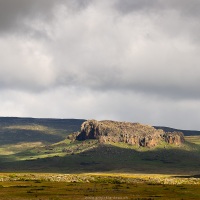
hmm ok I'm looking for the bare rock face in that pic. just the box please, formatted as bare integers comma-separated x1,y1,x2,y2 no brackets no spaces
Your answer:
76,120,185,147
163,132,185,145
76,120,100,140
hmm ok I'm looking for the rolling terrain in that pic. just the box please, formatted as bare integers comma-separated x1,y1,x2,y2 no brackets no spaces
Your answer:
0,117,199,175
0,117,200,199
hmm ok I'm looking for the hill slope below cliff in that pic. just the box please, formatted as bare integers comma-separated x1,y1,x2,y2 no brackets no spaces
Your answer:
0,117,200,175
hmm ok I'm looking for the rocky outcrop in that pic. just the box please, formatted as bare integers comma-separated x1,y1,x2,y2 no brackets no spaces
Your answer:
76,120,185,147
163,132,185,145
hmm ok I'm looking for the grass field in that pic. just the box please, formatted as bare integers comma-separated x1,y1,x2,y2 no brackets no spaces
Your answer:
0,173,199,200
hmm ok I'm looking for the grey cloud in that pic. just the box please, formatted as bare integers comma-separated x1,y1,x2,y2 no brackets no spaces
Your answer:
46,4,200,100
56,71,200,101
1,0,200,129
165,0,200,17
0,0,56,33
0,0,91,35
115,0,159,14
1,0,200,100
0,36,56,92
115,0,200,42
115,0,200,17
1,88,200,130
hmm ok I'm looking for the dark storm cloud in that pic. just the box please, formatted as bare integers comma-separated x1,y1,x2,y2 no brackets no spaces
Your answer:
0,0,91,34
115,0,200,16
0,0,55,33
115,0,159,14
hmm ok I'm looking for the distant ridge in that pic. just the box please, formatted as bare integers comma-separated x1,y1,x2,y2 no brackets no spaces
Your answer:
0,117,85,145
154,126,200,136
0,117,199,137
0,117,85,129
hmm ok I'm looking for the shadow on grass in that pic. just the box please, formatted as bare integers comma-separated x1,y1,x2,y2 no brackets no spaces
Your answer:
1,143,200,175
173,174,200,178
0,118,85,145
0,129,64,145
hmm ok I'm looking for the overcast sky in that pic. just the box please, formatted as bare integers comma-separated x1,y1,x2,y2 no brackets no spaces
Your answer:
1,0,200,130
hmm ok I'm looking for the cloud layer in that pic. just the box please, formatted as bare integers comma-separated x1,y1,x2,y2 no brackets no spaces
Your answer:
0,0,200,129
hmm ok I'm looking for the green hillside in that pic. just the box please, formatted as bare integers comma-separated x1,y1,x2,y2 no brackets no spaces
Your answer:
0,117,85,145
1,136,200,175
0,117,200,175
0,117,85,162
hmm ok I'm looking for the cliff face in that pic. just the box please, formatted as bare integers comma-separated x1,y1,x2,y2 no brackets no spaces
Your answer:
76,120,185,147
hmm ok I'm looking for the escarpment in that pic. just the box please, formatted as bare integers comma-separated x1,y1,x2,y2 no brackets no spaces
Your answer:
75,120,185,147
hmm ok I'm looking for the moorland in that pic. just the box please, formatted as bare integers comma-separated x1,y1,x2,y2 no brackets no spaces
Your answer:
0,117,200,199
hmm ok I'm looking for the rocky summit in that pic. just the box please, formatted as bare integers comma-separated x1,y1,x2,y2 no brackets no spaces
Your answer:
76,120,185,147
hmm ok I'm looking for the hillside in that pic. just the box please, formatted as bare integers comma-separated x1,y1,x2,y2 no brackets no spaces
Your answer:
0,117,85,145
154,126,200,136
0,117,200,175
1,140,200,174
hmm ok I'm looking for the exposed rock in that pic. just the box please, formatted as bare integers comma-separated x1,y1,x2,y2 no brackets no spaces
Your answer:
76,120,185,147
163,132,185,145
67,132,80,142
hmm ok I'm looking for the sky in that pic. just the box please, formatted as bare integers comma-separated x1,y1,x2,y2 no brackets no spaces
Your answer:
0,0,200,130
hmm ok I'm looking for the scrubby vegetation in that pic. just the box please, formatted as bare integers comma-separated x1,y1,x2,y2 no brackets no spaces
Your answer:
0,117,200,199
0,173,199,200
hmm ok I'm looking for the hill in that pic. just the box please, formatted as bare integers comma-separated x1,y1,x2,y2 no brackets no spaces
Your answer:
154,126,200,136
0,117,85,145
76,120,185,147
0,117,200,175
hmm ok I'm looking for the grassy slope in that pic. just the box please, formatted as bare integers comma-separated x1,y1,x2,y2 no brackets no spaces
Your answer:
185,135,200,145
0,117,200,175
0,138,200,175
0,117,85,157
0,117,85,144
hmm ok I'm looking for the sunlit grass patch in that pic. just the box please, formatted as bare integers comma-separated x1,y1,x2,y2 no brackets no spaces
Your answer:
0,173,199,200
185,136,200,145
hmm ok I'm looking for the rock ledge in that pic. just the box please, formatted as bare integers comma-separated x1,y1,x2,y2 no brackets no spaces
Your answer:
75,120,185,147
